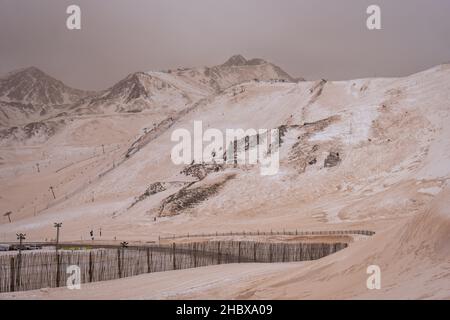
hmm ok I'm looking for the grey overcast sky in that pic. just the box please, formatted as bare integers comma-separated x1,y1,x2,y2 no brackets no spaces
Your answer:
1,0,450,90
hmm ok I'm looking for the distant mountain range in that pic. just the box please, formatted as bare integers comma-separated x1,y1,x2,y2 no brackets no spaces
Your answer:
0,55,296,127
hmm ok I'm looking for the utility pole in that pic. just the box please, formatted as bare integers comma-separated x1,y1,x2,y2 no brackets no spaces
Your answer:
3,211,12,223
16,233,26,252
49,186,56,199
15,233,26,291
54,223,62,288
54,222,62,252
117,242,128,279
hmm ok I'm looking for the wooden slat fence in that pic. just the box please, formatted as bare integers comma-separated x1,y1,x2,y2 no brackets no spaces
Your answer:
0,241,347,293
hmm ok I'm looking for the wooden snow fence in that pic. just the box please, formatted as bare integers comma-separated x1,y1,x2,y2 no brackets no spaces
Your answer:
0,241,347,293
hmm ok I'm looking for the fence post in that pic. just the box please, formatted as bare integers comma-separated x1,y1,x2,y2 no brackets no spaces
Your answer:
16,253,21,291
10,256,15,292
172,243,176,270
253,242,257,262
193,243,197,268
89,251,94,282
238,242,241,263
217,242,221,264
117,249,122,278
147,248,151,273
55,252,60,287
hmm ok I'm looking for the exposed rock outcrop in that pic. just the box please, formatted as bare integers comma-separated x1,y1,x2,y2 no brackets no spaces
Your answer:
159,174,235,217
324,152,341,168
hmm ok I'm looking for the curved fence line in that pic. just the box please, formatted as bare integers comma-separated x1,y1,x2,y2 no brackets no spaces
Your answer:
0,241,348,293
159,229,376,240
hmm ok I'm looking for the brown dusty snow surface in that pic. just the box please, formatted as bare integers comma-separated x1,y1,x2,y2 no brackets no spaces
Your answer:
1,63,450,299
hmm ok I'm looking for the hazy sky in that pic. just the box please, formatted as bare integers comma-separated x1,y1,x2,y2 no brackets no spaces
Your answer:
1,0,450,90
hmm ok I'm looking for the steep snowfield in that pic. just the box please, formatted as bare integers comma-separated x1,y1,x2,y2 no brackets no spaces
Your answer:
0,63,449,299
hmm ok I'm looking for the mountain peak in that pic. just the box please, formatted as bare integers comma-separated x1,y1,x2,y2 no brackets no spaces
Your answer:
0,66,88,106
103,72,151,102
222,55,248,67
20,66,45,75
2,66,49,81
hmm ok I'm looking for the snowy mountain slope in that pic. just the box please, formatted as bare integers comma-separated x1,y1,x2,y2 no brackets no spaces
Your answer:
0,63,449,299
70,72,198,115
4,63,448,229
0,67,92,126
71,55,295,115
0,55,295,146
